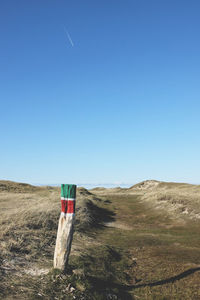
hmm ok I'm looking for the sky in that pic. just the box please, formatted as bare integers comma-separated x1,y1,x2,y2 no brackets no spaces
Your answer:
0,0,200,186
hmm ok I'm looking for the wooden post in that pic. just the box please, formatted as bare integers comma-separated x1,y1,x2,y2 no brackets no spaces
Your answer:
54,184,76,271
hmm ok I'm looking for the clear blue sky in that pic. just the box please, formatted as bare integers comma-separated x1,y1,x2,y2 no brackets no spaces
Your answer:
0,0,200,185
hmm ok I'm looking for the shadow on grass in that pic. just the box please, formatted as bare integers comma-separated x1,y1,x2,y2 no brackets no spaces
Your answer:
127,267,200,290
88,201,116,227
69,246,134,299
88,276,134,300
75,200,116,232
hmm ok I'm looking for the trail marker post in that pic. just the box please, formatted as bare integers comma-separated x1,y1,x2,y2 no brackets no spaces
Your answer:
54,184,76,271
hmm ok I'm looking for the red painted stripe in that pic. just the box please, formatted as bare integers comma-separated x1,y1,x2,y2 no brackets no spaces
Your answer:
61,200,67,213
67,200,75,214
61,199,75,214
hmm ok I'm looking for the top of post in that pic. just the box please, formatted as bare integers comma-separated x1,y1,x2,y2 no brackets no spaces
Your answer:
61,184,76,199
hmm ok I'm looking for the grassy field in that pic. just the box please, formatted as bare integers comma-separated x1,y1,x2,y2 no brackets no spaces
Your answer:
0,180,200,299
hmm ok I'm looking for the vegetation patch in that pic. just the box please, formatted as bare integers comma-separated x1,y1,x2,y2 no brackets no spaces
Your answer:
1,180,200,299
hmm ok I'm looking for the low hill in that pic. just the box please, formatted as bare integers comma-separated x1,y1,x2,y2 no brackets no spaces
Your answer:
0,180,41,192
128,180,200,220
129,179,198,191
129,179,161,190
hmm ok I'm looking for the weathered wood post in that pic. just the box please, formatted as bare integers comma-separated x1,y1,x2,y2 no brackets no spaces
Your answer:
54,184,76,271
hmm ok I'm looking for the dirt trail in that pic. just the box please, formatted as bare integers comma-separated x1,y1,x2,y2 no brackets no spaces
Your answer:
93,192,200,299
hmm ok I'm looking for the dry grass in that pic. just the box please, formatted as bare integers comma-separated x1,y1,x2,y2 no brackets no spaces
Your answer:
90,181,200,299
1,180,200,299
0,181,117,299
0,182,107,260
95,180,200,220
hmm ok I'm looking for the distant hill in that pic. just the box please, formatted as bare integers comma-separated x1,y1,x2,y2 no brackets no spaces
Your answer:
129,179,160,190
127,180,200,220
129,179,196,190
0,180,40,193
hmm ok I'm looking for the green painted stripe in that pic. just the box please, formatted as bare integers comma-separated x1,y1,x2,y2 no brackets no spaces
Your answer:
61,184,76,198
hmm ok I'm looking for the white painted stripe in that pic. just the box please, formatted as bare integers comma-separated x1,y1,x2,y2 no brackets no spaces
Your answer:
61,197,76,201
60,212,75,217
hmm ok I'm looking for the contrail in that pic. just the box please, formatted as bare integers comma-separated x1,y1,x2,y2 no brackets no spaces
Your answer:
64,26,74,47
